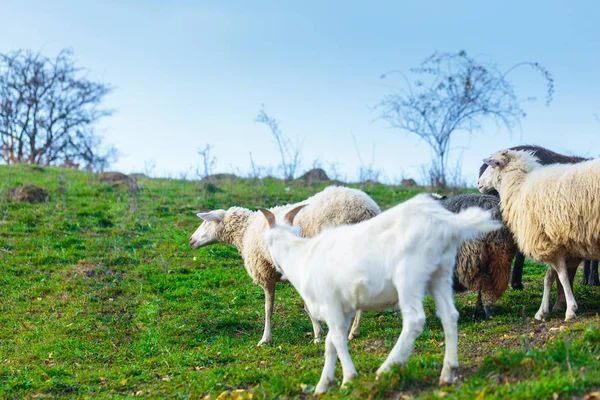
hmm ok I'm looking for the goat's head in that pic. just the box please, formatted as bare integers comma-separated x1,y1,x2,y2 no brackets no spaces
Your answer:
258,204,307,273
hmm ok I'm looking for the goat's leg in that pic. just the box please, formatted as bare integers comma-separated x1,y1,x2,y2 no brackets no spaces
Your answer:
327,315,357,386
257,281,276,346
553,258,578,320
428,274,459,386
377,280,426,376
534,268,556,321
304,303,323,344
591,261,599,286
315,333,338,394
511,252,525,290
348,310,362,340
582,260,591,285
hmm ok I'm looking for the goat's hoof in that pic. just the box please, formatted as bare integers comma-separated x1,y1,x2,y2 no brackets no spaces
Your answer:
313,338,322,345
257,339,272,347
511,283,524,291
439,366,458,386
534,311,547,321
376,364,391,378
565,311,577,321
314,380,331,395
348,332,358,341
342,373,357,387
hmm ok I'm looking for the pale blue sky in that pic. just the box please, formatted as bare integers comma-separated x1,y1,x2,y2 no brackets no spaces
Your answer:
1,0,599,184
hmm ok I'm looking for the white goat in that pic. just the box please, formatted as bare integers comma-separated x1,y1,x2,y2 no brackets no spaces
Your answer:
258,194,502,393
189,186,380,345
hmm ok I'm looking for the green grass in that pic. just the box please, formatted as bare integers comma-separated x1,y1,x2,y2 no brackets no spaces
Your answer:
1,165,599,399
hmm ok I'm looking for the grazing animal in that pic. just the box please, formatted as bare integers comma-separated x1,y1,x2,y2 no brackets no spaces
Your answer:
438,194,517,319
259,194,501,393
479,149,600,321
189,186,380,345
478,144,598,289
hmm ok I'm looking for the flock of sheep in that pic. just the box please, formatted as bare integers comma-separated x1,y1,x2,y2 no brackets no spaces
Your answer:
188,144,600,394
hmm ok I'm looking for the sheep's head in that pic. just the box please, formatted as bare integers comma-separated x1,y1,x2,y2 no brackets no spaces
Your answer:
478,150,509,193
189,209,227,249
258,205,306,273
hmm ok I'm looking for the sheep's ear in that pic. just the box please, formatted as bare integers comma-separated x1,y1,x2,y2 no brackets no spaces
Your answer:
257,207,277,229
283,204,307,225
482,158,505,169
197,210,224,222
500,150,508,156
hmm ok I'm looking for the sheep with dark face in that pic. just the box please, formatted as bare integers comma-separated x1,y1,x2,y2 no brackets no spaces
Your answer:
431,193,517,319
478,144,598,289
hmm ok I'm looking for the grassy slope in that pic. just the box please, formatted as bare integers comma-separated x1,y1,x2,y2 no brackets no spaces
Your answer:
0,165,599,400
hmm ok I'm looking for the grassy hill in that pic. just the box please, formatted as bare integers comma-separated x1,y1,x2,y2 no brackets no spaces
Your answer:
1,165,599,399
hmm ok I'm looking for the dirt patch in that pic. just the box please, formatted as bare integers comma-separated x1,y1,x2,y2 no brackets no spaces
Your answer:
8,183,50,203
98,171,129,184
203,173,240,182
73,260,123,279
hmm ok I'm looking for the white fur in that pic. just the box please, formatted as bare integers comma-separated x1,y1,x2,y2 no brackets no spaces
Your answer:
189,186,380,346
260,194,502,393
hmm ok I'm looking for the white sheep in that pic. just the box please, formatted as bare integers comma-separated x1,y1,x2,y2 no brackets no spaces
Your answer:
189,186,380,346
479,149,600,321
258,194,502,394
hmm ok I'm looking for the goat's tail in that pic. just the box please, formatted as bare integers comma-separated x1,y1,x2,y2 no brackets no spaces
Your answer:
451,206,503,242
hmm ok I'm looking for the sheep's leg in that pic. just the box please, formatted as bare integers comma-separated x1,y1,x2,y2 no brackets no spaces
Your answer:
553,259,578,321
472,292,484,320
553,260,577,311
377,279,426,376
304,303,323,344
348,310,362,340
534,268,556,321
257,281,276,346
590,261,599,286
582,260,591,285
315,333,338,394
511,252,525,290
428,274,459,386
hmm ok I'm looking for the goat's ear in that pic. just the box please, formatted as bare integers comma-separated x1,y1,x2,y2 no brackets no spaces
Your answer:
257,207,277,229
283,204,307,225
197,210,224,222
482,158,506,169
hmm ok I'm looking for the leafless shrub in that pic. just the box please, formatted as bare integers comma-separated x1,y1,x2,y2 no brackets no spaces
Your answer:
254,105,302,181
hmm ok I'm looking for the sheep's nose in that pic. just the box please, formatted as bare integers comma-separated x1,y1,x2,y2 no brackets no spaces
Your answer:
189,236,195,245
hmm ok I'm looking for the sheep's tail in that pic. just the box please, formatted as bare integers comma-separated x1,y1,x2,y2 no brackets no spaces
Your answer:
451,206,503,242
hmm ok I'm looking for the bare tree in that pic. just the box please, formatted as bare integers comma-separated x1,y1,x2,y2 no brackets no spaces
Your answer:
0,48,116,170
254,105,301,181
196,144,216,180
377,50,554,188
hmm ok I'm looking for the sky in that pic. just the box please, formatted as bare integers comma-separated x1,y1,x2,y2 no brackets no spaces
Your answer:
1,0,599,185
